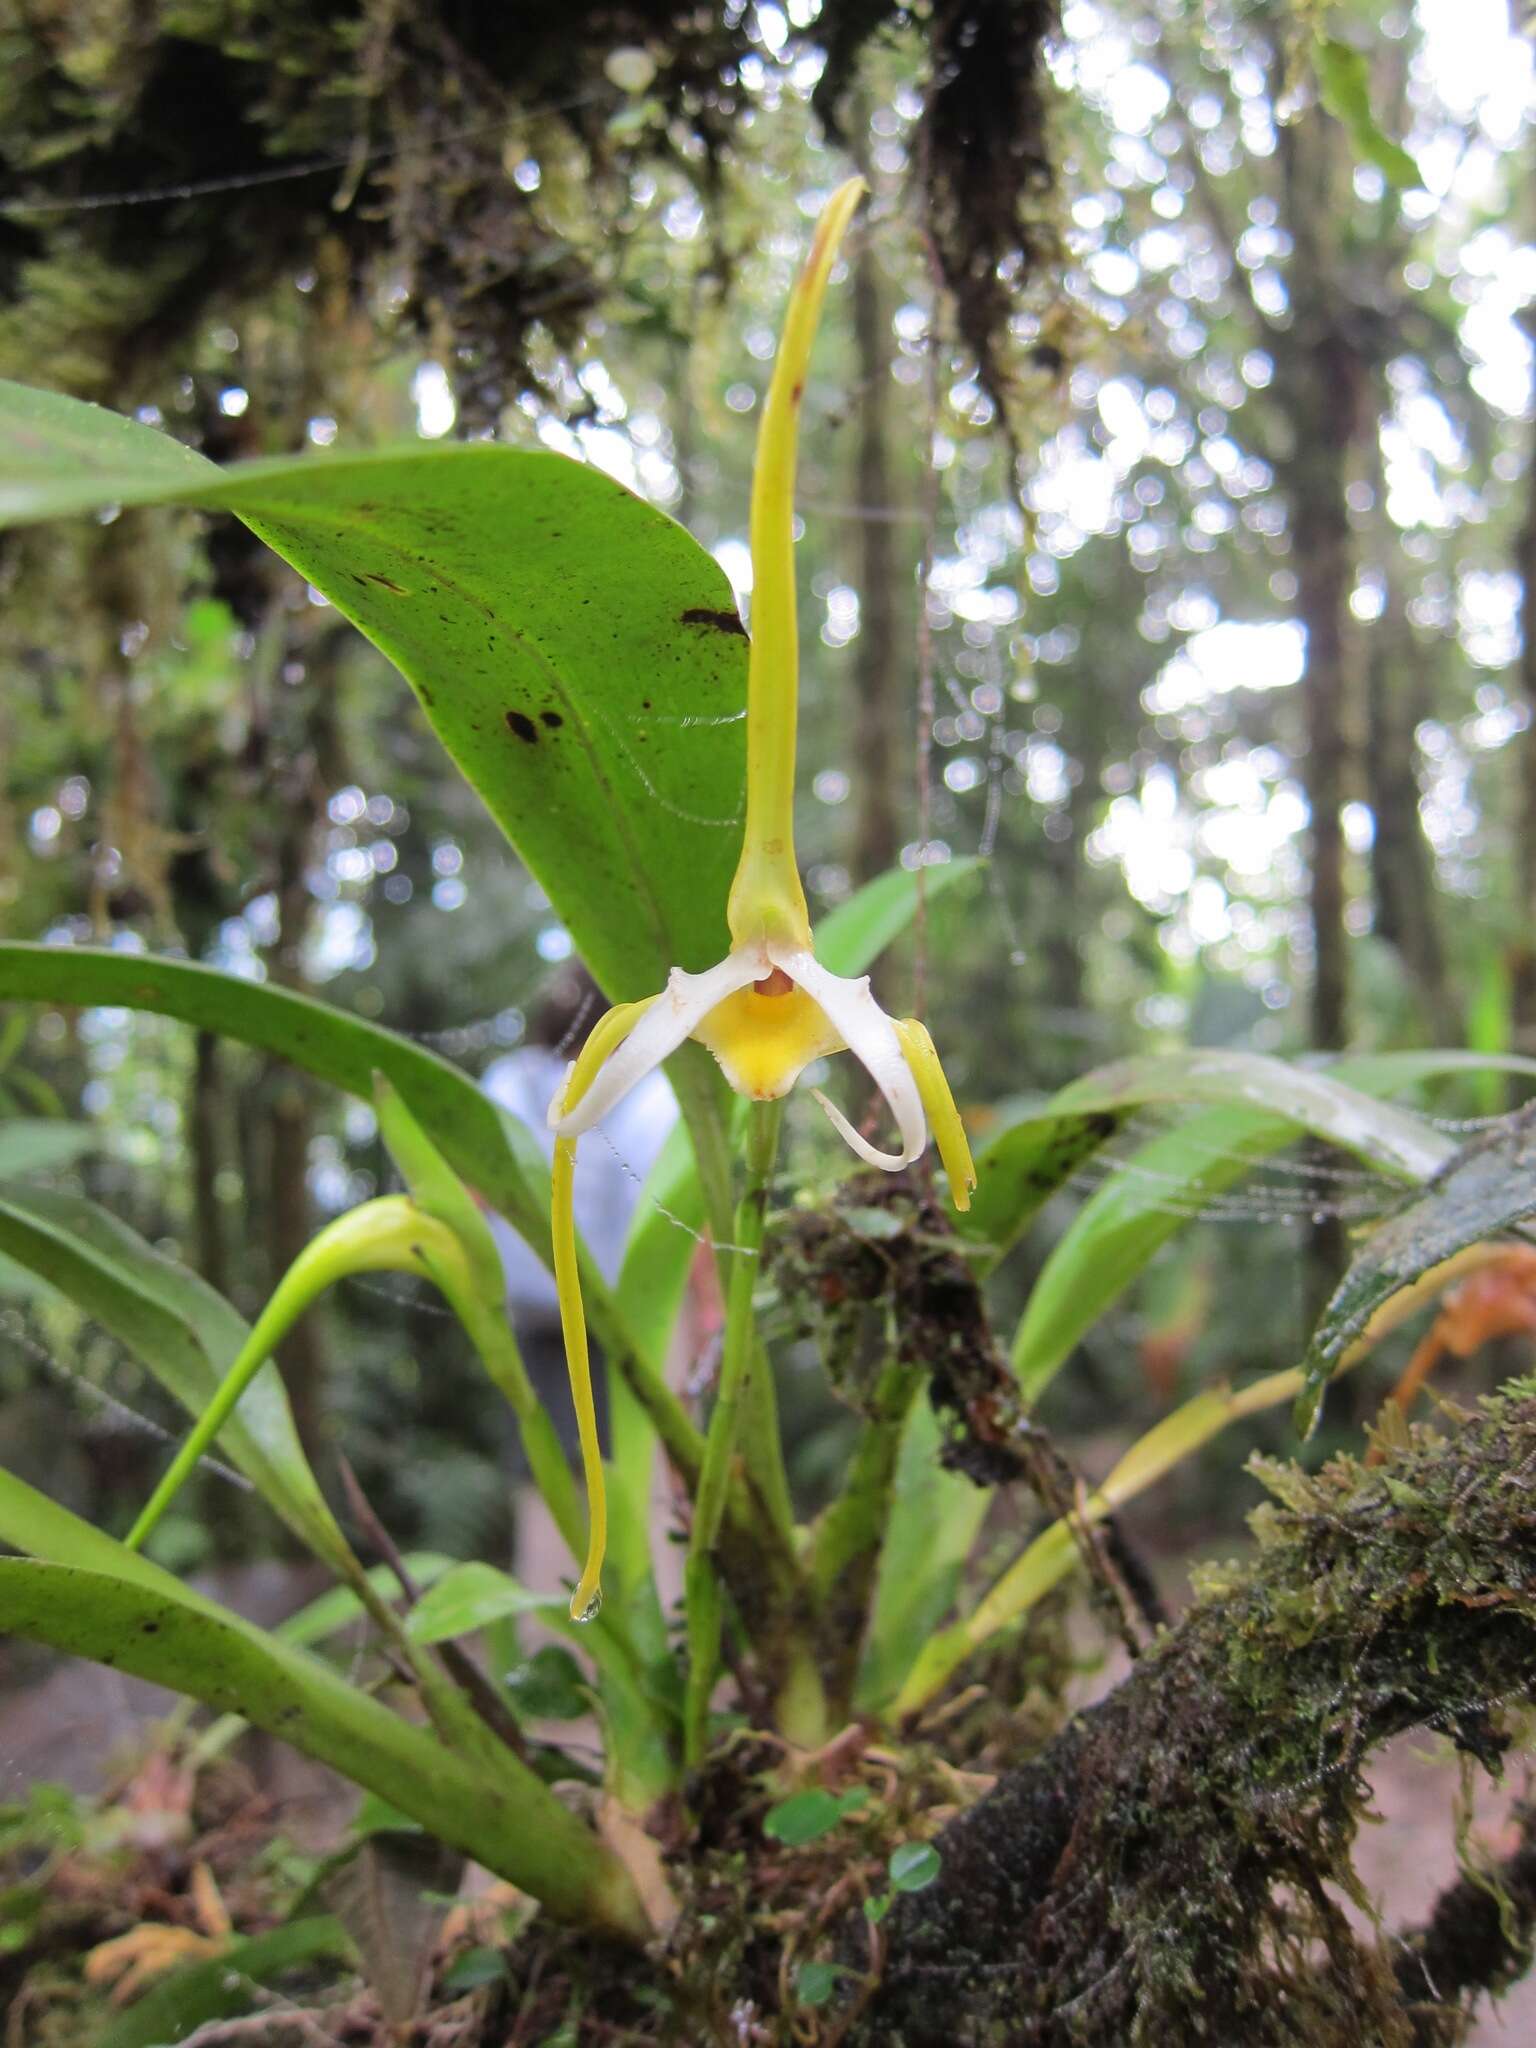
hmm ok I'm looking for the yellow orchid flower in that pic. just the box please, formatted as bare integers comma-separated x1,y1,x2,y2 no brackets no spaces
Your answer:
548,176,976,1623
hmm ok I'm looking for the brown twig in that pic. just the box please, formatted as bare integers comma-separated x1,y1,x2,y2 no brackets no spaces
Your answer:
336,1452,529,1760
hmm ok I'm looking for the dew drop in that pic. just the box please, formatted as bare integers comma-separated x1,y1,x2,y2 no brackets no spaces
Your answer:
570,1585,603,1625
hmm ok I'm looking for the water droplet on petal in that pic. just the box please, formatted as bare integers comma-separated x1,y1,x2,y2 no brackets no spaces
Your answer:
570,1585,602,1624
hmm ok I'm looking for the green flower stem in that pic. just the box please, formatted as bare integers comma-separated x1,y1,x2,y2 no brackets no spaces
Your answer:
740,1335,796,1549
807,1359,921,1720
683,1099,783,1765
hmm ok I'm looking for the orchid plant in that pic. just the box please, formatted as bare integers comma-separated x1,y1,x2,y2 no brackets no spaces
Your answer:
0,168,1520,2017
548,178,975,1635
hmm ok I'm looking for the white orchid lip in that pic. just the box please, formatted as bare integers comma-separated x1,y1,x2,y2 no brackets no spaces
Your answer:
765,944,927,1169
549,935,930,1171
549,948,762,1137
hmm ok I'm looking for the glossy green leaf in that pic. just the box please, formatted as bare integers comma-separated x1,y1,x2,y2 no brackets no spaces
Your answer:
888,1840,941,1892
404,1561,559,1644
1007,1050,1478,1404
0,1118,97,1178
100,1918,354,2048
0,381,747,1004
0,1548,636,1928
1297,1109,1536,1434
0,1185,355,1575
1314,36,1421,191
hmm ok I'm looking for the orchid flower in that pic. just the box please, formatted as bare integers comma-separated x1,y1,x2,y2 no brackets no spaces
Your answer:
548,176,976,1623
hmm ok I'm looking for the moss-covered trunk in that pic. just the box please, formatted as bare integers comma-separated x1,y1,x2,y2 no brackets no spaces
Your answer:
855,1390,1536,2046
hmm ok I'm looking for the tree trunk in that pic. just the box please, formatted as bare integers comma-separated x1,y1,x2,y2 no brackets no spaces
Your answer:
1512,389,1536,1054
1365,583,1458,1044
1275,105,1359,1058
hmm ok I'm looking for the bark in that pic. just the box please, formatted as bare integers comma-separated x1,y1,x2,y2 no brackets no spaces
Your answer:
1274,105,1359,1056
1365,592,1458,1044
852,1391,1536,2046
1513,397,1536,1054
189,1028,228,1298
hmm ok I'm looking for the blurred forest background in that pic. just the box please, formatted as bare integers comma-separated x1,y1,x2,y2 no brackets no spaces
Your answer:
1,0,1533,1580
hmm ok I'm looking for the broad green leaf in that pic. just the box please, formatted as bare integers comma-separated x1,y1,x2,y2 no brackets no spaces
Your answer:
100,1918,354,2048
1314,36,1421,191
0,383,746,1004
0,1118,97,1178
0,944,548,1252
0,1185,355,1575
1297,1109,1536,1433
506,1644,590,1721
0,1549,634,1926
1006,1050,1480,1405
856,1391,989,1711
814,857,983,978
404,1561,559,1644
797,1960,846,2007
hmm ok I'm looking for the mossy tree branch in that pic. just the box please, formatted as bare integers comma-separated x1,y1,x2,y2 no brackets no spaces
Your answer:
854,1387,1536,2047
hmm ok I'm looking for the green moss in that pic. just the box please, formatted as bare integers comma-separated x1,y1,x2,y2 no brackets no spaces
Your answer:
857,1388,1536,2045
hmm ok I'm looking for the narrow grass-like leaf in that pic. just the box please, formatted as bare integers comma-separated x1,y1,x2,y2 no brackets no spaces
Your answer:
814,857,982,978
0,945,698,1469
0,945,546,1250
0,1186,355,1574
1003,1051,1528,1404
856,1393,989,1711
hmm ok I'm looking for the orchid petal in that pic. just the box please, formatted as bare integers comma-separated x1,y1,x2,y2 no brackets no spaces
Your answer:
551,951,764,1138
771,943,927,1170
893,1016,977,1212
